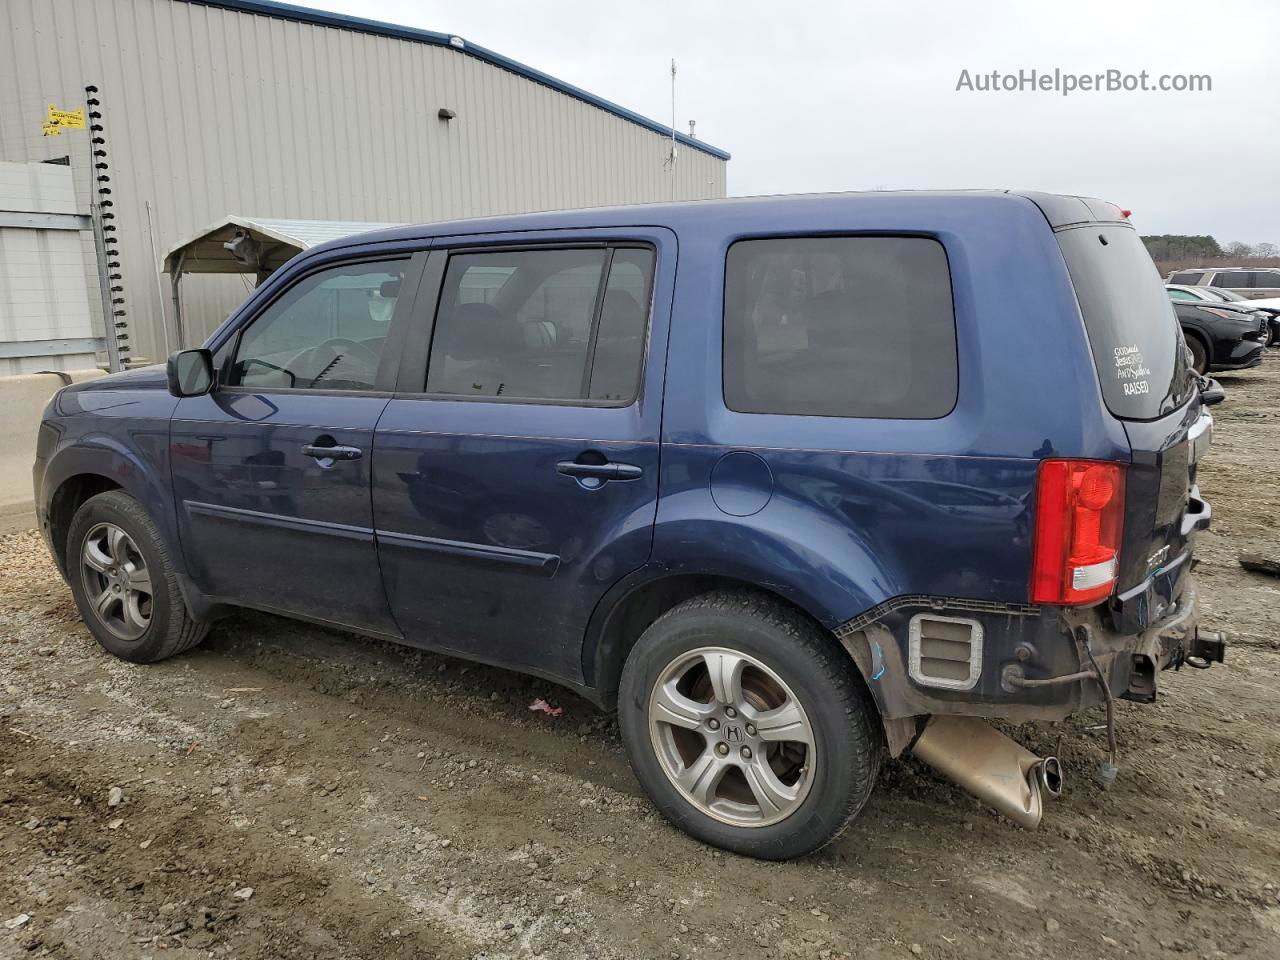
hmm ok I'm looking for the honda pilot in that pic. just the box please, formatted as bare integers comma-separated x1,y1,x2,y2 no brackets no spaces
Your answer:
33,191,1224,860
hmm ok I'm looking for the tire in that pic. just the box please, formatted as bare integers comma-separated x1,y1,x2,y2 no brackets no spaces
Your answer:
618,591,882,860
1187,334,1209,375
66,490,208,663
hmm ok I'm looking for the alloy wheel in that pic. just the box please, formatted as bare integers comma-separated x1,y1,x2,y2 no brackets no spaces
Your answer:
80,522,153,641
648,646,816,827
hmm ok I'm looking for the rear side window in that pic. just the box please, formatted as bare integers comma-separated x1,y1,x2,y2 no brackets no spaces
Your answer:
426,246,652,403
1056,226,1193,420
1211,271,1253,287
722,236,957,419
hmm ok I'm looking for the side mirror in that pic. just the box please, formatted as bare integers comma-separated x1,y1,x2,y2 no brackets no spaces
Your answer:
166,348,214,397
1199,377,1225,407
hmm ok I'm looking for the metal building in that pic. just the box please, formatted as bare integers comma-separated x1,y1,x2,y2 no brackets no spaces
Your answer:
0,0,729,366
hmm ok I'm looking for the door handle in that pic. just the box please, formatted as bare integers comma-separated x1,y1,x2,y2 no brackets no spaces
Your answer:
556,460,643,482
302,443,362,462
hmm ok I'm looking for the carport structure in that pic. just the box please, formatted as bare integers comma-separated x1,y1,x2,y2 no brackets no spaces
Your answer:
163,216,400,348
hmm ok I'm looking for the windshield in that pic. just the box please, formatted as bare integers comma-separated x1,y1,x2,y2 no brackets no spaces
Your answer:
1057,225,1195,420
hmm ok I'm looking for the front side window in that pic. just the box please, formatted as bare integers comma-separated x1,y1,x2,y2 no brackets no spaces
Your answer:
723,236,958,419
426,246,653,403
229,259,406,390
1166,289,1196,301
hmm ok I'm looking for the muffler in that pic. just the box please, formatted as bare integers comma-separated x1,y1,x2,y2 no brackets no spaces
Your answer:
912,716,1062,828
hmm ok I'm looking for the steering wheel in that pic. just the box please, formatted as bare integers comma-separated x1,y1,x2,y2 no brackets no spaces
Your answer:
308,337,381,384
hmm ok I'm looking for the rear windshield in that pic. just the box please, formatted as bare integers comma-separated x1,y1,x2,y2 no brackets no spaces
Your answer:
1057,225,1194,420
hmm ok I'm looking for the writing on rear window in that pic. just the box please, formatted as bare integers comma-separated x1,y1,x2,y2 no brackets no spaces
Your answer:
1114,344,1151,396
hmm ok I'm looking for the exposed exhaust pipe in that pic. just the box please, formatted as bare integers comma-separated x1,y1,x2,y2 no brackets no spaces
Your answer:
912,716,1062,828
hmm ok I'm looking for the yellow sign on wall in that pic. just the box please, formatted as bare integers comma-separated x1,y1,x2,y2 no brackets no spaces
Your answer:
42,104,85,137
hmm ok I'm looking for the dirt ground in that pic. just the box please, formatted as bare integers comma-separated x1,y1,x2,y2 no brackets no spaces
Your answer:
3,365,1280,960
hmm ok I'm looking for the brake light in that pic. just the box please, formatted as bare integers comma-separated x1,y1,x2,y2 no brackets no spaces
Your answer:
1030,460,1126,605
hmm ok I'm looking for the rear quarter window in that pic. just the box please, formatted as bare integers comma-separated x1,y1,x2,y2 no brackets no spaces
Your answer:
1057,226,1194,420
1168,272,1203,285
722,236,957,419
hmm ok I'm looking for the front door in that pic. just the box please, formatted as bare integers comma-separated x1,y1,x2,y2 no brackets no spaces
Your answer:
171,253,422,635
372,230,673,682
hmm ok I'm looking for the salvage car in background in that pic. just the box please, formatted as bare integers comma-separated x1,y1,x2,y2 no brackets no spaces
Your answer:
1174,299,1268,374
35,191,1225,860
1167,284,1280,346
1167,267,1280,300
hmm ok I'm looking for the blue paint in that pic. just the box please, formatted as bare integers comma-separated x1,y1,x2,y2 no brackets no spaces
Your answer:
709,451,773,517
33,190,1203,713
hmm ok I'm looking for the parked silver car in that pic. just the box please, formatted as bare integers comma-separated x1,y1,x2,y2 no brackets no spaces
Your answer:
1166,267,1280,299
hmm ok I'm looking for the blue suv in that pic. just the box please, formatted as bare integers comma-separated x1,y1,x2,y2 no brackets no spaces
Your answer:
33,191,1224,859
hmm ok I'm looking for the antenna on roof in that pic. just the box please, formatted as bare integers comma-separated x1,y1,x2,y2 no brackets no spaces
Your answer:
667,59,677,201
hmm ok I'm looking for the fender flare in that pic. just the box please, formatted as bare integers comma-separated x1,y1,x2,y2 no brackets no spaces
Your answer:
580,513,903,704
41,435,216,620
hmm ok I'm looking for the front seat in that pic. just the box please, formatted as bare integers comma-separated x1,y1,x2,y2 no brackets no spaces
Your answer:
432,302,522,396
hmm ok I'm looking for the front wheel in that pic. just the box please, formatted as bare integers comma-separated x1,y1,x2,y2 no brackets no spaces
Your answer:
66,490,208,663
618,592,882,860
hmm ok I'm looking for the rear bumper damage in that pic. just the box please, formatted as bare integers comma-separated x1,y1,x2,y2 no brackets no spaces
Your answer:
836,567,1221,729
836,570,1225,827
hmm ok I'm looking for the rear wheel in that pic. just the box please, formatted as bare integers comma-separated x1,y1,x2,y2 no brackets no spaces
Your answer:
67,491,208,663
618,592,882,860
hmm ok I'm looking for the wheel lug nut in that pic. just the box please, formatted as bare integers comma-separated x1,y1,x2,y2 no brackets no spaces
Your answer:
740,746,753,760
745,723,756,736
715,743,729,756
707,718,720,731
725,707,738,719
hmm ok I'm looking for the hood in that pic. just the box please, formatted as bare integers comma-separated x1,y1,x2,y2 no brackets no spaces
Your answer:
61,363,168,394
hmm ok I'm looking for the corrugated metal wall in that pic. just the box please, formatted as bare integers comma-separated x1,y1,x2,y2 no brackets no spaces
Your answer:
0,0,728,359
0,161,98,375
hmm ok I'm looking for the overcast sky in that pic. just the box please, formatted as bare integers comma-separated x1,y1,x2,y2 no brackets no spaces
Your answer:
305,0,1278,244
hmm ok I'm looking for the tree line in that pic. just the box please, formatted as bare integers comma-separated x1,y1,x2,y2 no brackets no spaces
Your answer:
1141,235,1280,275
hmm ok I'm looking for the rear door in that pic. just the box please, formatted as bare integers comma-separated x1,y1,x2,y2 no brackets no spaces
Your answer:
1054,223,1206,629
371,227,674,683
171,252,424,635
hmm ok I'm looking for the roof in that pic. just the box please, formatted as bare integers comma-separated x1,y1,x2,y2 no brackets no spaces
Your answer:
180,0,731,161
294,189,1119,256
164,215,402,274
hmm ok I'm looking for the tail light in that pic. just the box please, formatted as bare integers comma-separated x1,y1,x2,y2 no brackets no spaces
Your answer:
1030,460,1126,605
